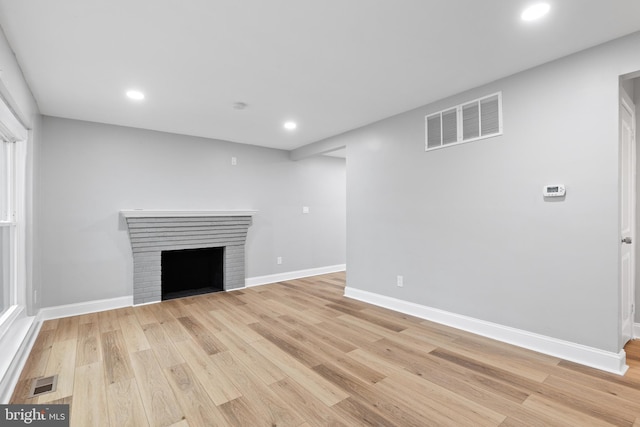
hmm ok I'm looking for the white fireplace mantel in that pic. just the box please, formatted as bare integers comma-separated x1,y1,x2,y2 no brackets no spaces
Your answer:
120,209,257,218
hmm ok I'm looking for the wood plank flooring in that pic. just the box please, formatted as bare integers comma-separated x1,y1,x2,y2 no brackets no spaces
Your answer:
10,272,640,426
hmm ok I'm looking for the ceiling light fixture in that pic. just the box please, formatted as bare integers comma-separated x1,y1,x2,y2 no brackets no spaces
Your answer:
521,3,550,21
284,121,297,130
126,90,145,100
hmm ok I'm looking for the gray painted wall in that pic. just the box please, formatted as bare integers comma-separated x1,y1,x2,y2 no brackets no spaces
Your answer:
38,116,346,308
0,28,38,125
326,32,640,353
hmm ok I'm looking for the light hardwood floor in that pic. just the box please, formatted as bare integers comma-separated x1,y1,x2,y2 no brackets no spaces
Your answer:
10,272,640,426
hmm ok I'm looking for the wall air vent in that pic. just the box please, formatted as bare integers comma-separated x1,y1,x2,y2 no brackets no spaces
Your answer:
425,92,502,151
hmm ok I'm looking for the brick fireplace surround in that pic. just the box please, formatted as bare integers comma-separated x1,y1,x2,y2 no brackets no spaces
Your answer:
121,210,256,305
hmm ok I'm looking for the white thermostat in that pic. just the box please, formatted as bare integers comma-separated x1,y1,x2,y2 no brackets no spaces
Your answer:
543,184,565,197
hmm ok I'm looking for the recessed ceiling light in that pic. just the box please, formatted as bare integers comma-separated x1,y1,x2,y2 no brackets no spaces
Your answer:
126,90,145,100
521,3,550,21
284,121,297,130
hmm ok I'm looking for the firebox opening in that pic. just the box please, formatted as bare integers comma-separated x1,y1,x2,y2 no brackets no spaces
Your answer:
161,246,224,301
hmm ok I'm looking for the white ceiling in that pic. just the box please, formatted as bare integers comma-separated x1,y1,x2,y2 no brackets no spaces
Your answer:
1,1,640,152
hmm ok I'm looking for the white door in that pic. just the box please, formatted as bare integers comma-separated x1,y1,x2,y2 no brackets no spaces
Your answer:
620,90,636,345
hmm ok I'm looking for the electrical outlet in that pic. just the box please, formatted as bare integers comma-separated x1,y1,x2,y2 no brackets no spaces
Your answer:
302,206,310,214
277,257,283,265
397,275,404,287
231,157,237,166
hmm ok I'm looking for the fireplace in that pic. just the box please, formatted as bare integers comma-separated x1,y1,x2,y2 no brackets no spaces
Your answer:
161,246,224,300
121,210,256,304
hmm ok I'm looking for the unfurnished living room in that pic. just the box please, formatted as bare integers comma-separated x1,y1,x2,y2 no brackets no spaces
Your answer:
2,1,640,426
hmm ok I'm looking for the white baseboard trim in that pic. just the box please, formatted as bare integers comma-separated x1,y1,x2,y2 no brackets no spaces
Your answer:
0,309,40,403
245,264,346,288
344,286,628,376
634,323,640,339
39,296,133,321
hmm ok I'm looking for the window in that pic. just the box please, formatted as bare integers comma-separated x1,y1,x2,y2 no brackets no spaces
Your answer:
0,140,10,316
0,140,12,222
0,140,15,318
425,92,502,151
0,226,9,317
0,98,27,328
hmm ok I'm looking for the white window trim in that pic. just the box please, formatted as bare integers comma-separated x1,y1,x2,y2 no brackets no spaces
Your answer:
0,95,29,392
425,91,503,152
0,97,27,306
